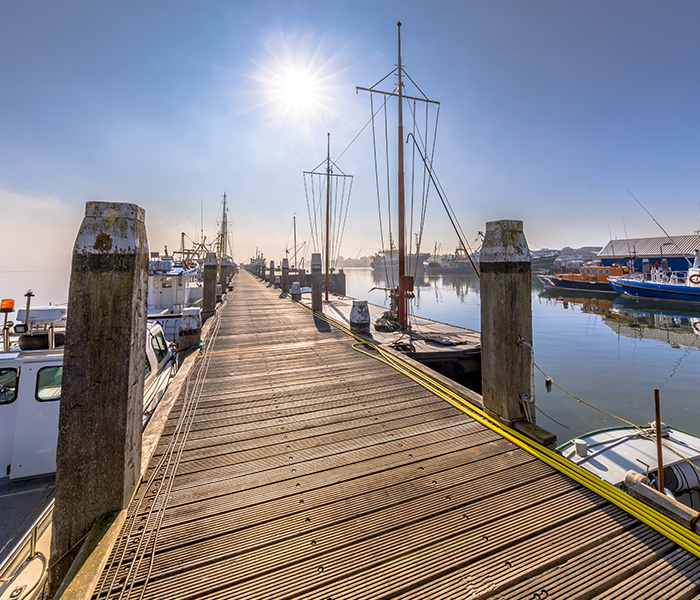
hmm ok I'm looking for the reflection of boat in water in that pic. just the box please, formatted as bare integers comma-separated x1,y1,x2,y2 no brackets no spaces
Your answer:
609,250,700,303
560,424,700,510
530,250,559,272
538,263,629,293
0,299,177,600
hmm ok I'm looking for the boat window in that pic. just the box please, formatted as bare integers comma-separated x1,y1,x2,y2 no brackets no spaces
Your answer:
151,332,169,364
604,269,610,274
145,358,152,379
178,278,183,287
163,278,173,289
36,366,62,402
0,368,17,404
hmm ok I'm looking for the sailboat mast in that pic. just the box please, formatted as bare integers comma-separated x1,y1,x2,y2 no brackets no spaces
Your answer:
396,22,408,325
220,192,228,259
325,133,331,302
293,214,298,269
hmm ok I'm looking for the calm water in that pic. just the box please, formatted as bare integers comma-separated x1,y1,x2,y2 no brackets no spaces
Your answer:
342,267,700,446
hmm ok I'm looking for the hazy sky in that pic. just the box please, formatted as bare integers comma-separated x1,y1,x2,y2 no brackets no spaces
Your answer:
3,0,700,303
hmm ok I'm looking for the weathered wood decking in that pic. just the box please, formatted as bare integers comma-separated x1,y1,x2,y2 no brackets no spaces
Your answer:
91,270,700,599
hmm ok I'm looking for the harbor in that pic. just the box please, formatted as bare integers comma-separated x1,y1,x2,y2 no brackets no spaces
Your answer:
5,4,700,599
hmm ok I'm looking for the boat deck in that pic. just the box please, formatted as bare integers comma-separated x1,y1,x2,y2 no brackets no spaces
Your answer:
88,269,700,599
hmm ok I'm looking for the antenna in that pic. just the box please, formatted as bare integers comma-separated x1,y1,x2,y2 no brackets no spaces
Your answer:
628,190,692,267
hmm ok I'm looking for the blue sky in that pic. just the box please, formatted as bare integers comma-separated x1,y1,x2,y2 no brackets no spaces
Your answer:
3,1,700,303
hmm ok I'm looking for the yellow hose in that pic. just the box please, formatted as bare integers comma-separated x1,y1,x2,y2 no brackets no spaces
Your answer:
289,297,700,557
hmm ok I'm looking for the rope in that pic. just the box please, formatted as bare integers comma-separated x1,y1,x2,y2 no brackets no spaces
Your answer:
288,296,700,558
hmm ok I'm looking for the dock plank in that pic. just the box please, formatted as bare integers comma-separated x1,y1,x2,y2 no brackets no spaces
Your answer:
91,270,700,600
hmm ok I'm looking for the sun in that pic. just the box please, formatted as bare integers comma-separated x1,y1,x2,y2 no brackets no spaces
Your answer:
246,33,344,132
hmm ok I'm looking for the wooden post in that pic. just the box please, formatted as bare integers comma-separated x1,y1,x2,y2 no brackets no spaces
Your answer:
480,219,532,423
261,261,266,281
654,388,665,493
202,252,217,322
281,258,289,293
269,260,275,287
49,202,148,595
311,253,322,312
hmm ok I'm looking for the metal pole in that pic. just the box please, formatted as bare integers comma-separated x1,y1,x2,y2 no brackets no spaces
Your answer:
396,22,407,326
654,388,665,493
293,214,298,270
325,133,331,302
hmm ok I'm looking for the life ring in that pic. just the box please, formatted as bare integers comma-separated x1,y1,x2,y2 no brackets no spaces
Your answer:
694,322,700,333
690,274,700,284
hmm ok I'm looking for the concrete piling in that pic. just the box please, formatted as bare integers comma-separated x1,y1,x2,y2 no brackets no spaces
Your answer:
269,261,275,286
479,220,533,424
281,258,289,293
49,202,149,595
202,252,217,322
311,253,322,312
350,300,371,335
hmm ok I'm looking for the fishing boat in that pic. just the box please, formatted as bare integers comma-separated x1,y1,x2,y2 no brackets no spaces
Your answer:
0,296,177,600
424,246,478,274
608,250,700,303
370,248,431,272
559,424,700,510
538,262,630,293
530,250,559,272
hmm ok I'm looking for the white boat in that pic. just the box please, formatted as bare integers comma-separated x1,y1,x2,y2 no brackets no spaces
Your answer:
147,253,203,349
0,298,178,600
560,424,700,509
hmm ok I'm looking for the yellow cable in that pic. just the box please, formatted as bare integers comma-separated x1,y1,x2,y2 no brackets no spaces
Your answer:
288,295,700,556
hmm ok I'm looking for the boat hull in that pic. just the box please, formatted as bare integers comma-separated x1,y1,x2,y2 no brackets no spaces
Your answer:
609,277,700,303
538,275,615,293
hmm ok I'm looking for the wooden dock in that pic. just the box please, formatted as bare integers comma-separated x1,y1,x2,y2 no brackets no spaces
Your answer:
88,269,700,599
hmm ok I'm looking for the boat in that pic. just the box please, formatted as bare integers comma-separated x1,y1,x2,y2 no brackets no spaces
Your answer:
147,252,204,350
371,248,431,273
530,250,559,272
424,246,478,274
0,296,177,600
538,262,630,293
608,250,700,303
559,424,700,510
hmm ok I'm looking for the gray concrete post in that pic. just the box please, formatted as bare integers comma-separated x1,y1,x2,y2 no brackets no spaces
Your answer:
350,300,371,335
269,260,275,286
202,252,217,322
480,220,533,424
311,253,322,312
281,258,289,293
50,202,149,595
261,261,266,281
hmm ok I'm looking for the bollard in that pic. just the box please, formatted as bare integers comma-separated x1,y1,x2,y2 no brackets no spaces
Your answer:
50,202,149,595
281,258,289,293
311,253,322,312
269,261,275,286
480,220,533,424
290,281,302,301
350,300,371,335
202,252,217,322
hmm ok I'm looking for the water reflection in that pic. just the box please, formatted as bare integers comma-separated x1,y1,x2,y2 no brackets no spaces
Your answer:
369,270,482,306
538,289,700,350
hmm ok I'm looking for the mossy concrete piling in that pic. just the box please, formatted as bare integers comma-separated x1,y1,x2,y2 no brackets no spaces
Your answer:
202,253,217,323
311,253,322,312
49,202,149,596
479,219,534,424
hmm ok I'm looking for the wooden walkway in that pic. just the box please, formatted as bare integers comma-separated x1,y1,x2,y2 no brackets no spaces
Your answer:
91,270,700,600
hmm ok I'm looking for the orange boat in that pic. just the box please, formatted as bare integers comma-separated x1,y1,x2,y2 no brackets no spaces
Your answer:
538,263,630,292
